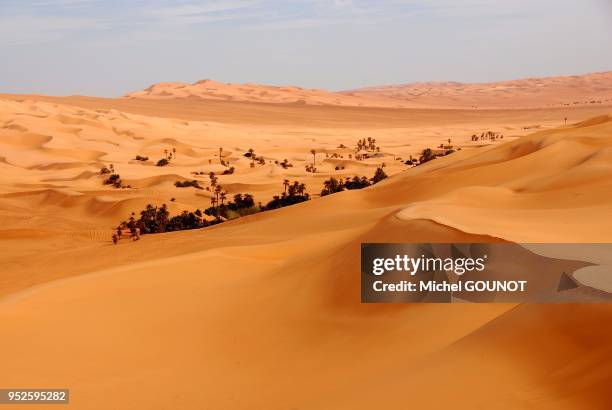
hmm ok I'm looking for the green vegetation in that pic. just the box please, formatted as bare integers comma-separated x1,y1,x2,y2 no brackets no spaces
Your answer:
264,181,309,209
174,180,203,189
115,178,313,240
419,148,435,164
118,205,218,235
356,137,380,152
100,164,129,188
156,148,175,166
371,167,388,184
305,164,317,173
104,173,123,188
471,131,503,141
320,167,386,196
204,193,258,219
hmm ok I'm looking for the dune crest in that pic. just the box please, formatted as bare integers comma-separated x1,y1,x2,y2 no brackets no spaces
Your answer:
125,78,392,107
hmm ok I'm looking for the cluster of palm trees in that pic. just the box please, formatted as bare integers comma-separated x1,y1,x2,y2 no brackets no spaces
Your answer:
244,148,266,168
117,204,216,238
157,147,176,166
209,185,227,208
282,179,306,196
204,192,257,219
356,137,379,152
276,159,293,169
264,180,309,210
100,163,130,188
471,131,503,141
409,145,457,167
438,138,453,149
320,168,388,196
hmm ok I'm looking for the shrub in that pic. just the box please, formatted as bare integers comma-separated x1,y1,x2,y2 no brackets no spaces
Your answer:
371,167,388,184
156,158,169,167
174,180,203,189
418,148,437,164
135,155,149,161
104,173,123,188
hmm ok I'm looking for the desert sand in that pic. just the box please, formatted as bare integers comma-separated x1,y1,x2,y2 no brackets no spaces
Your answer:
1,72,612,409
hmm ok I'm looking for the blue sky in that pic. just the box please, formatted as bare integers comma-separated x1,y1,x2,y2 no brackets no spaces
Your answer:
1,0,611,96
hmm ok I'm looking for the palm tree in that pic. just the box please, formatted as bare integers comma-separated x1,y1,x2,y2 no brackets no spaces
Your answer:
214,185,222,204
219,147,223,164
220,191,227,205
371,167,388,184
173,147,177,158
420,148,434,163
297,183,306,195
310,149,316,166
209,172,217,188
283,179,290,195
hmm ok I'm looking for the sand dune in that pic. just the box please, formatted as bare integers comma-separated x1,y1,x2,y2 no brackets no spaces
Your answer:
0,84,611,409
345,71,612,109
125,78,404,107
123,71,612,109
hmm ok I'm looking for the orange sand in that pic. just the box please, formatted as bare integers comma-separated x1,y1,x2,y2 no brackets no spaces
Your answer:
1,73,612,409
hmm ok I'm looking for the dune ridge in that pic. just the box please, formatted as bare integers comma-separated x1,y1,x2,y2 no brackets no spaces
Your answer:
124,71,612,109
345,71,612,109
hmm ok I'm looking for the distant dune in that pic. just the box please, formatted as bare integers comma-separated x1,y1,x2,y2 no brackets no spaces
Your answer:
344,71,612,109
124,79,401,107
125,71,612,109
